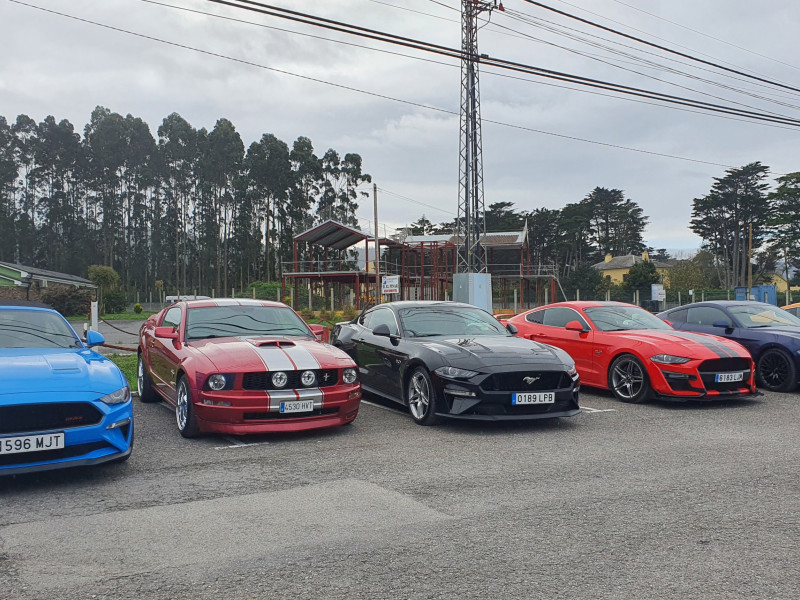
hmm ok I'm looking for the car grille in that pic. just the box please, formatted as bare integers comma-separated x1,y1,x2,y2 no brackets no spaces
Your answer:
0,403,104,435
481,371,570,392
699,357,752,392
242,407,340,420
242,369,339,390
0,441,108,467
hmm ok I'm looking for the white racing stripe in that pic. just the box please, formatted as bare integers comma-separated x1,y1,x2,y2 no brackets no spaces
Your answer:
296,388,324,410
281,342,321,371
250,344,295,372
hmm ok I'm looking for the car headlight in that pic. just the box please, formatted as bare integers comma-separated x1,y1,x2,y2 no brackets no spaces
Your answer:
207,374,228,391
651,354,691,365
100,386,131,405
435,366,479,379
301,370,316,387
343,368,358,384
567,365,578,377
272,372,288,388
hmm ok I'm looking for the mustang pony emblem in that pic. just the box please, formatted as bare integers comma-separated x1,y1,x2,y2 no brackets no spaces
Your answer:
523,376,541,385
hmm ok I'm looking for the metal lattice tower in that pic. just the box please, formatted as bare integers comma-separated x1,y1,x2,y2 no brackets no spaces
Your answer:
457,1,497,274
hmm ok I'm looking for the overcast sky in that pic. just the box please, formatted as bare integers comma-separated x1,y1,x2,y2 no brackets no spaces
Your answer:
2,0,799,255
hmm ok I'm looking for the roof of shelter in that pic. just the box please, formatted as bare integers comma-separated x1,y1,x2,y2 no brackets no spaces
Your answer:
293,220,369,251
592,254,670,270
402,228,527,248
0,261,95,287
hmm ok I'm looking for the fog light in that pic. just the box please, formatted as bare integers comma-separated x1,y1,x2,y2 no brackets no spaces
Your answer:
301,370,316,387
272,372,288,388
106,418,131,430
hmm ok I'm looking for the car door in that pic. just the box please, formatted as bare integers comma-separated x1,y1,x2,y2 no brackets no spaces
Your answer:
537,307,595,383
149,305,183,401
355,307,405,401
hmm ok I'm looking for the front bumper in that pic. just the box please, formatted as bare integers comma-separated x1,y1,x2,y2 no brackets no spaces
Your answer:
191,383,362,434
432,369,580,421
0,399,133,476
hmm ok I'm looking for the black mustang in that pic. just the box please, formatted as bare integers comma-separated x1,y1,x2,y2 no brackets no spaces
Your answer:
331,301,580,425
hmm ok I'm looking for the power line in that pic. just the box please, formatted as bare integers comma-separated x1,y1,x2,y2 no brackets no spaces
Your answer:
519,0,800,94
1,0,769,169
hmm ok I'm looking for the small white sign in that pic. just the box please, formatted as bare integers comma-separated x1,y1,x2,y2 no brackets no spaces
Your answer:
382,275,400,295
651,283,666,302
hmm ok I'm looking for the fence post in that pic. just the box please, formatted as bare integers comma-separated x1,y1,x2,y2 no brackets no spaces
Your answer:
576,288,580,301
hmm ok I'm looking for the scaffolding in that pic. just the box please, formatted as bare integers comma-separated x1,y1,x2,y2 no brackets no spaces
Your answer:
281,220,561,312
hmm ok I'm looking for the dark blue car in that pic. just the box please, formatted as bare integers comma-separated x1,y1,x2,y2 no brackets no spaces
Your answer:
0,302,133,476
658,301,800,392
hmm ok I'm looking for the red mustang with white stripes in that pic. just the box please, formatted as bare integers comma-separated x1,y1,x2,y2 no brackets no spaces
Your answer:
506,301,757,403
137,299,361,437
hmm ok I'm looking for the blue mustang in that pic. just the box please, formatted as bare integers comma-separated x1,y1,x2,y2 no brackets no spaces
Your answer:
0,302,133,476
658,300,800,393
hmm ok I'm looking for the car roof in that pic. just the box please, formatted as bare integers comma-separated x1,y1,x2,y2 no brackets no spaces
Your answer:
0,300,52,310
371,300,483,310
527,301,636,310
666,300,776,310
781,302,800,309
177,298,287,309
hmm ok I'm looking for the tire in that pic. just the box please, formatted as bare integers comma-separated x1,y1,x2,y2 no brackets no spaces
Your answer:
176,376,201,438
137,353,160,403
608,354,651,403
757,348,797,392
406,367,443,426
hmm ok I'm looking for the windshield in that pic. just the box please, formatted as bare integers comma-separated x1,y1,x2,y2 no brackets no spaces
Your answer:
584,305,672,332
728,304,800,328
398,306,510,338
185,305,313,340
0,308,82,349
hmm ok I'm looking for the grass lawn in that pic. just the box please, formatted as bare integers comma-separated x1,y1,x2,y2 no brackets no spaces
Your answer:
67,312,154,322
108,354,137,390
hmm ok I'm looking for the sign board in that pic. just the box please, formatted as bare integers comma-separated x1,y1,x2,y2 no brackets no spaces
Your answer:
651,283,666,302
382,275,400,295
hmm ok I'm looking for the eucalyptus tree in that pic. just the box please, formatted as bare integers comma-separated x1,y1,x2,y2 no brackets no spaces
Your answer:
203,118,244,294
157,112,198,293
282,136,321,271
0,116,17,261
11,114,39,263
244,133,291,281
690,162,771,288
31,116,86,274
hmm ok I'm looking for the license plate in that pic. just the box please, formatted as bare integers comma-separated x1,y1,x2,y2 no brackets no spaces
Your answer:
512,392,555,405
715,372,744,383
279,400,315,414
0,433,65,455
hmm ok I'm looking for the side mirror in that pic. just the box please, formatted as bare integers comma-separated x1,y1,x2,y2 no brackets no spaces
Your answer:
85,329,105,347
308,323,325,340
372,323,391,337
505,322,518,335
155,326,179,340
565,320,587,332
712,320,732,329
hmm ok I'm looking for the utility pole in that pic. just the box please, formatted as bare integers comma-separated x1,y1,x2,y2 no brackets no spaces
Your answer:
747,223,753,299
374,183,380,304
453,0,501,311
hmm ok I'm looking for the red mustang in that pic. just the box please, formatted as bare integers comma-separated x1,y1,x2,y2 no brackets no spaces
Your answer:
506,301,756,403
137,299,361,437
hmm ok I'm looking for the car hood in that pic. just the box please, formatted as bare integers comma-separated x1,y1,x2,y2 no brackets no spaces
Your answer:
0,348,127,397
419,335,571,368
189,336,356,372
609,329,749,358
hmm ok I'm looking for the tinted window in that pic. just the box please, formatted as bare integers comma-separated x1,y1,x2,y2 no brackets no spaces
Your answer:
0,308,81,349
185,305,312,340
584,305,672,332
686,306,731,327
163,306,182,328
785,307,800,317
728,304,800,328
542,307,589,329
368,308,399,335
398,305,509,337
525,310,544,324
665,308,687,324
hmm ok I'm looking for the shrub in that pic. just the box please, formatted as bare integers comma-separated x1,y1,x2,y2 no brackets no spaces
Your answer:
133,303,143,314
299,307,315,320
42,287,93,317
102,289,128,314
318,309,333,323
341,304,358,320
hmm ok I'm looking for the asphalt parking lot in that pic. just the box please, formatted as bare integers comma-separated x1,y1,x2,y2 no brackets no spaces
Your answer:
2,388,799,600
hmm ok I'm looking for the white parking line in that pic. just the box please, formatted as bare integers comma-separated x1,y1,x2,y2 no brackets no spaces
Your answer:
214,440,272,450
581,406,616,413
